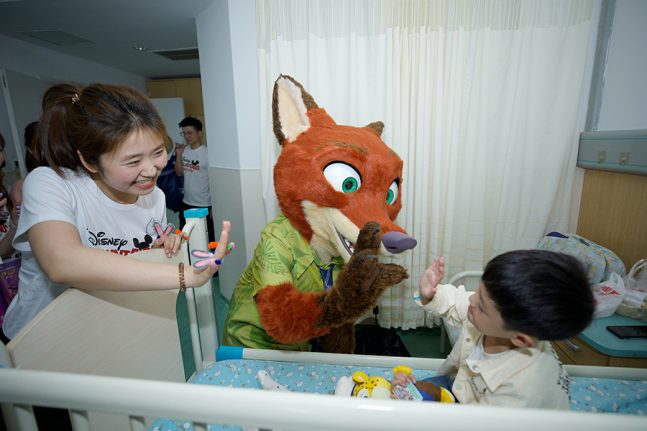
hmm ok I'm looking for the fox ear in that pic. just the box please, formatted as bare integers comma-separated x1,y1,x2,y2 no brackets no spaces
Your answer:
365,121,384,137
272,75,318,145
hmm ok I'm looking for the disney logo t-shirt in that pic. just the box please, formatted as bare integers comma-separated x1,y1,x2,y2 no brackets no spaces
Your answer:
2,167,167,339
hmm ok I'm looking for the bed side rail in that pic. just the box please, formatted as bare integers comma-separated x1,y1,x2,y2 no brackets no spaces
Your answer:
2,367,646,431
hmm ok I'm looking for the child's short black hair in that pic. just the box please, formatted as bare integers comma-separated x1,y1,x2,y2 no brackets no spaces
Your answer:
482,249,594,341
178,116,203,131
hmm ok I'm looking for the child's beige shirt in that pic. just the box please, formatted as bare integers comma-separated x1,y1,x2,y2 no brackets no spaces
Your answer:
416,284,570,409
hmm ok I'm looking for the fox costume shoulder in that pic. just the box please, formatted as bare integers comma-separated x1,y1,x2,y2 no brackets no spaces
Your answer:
223,75,416,353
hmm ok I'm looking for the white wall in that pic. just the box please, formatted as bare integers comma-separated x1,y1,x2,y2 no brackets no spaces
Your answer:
197,0,265,299
0,34,146,90
597,0,647,131
0,34,147,185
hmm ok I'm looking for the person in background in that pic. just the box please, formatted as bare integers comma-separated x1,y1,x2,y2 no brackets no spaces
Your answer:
2,83,232,342
5,121,40,247
0,133,19,346
392,250,594,409
174,116,214,242
0,133,16,260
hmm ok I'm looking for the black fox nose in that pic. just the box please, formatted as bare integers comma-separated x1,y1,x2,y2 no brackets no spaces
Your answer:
381,231,417,253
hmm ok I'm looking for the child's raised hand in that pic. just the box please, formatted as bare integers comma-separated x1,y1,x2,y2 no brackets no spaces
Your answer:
419,257,444,302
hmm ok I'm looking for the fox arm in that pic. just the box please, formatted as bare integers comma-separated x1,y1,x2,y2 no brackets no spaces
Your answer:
255,223,409,345
255,284,330,344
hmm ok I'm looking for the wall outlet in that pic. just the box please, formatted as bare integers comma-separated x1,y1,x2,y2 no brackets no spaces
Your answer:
619,152,630,165
597,150,607,163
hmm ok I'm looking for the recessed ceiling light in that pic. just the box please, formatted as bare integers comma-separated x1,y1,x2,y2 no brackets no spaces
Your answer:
152,48,199,61
21,30,93,46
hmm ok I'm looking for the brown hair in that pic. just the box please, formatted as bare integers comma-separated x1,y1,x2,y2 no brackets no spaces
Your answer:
24,121,40,172
35,83,167,175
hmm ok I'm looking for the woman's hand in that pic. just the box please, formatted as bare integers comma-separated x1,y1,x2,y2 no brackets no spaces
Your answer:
185,220,232,288
153,231,182,257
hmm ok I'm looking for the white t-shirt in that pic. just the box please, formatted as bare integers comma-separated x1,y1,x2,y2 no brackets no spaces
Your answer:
2,167,167,339
181,144,211,207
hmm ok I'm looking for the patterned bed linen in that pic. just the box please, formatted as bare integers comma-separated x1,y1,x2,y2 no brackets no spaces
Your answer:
150,359,647,431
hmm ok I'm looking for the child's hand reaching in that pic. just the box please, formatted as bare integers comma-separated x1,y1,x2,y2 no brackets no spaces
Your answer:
390,372,417,399
418,257,444,304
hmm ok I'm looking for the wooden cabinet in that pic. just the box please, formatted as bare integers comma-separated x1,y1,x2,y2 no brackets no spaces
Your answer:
147,78,206,144
577,169,647,270
553,337,647,368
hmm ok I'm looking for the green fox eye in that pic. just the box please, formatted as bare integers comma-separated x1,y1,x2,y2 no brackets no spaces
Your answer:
386,180,399,205
323,162,362,194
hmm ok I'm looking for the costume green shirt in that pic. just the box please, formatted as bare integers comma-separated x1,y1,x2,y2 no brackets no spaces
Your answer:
223,215,344,350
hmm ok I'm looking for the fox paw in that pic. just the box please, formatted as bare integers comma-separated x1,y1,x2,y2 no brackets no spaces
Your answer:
354,221,381,252
318,222,408,327
376,263,409,288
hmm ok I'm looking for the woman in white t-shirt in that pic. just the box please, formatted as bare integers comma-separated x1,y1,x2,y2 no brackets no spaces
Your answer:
2,83,232,340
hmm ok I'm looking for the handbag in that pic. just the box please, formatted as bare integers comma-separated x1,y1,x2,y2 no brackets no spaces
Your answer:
157,150,184,212
536,232,626,284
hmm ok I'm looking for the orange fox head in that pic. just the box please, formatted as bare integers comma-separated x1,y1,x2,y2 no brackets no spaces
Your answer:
272,75,416,262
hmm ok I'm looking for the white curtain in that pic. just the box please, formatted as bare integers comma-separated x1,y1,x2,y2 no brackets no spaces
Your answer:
256,0,598,329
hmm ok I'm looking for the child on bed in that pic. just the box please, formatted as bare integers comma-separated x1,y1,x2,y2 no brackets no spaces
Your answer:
392,250,594,409
2,82,231,341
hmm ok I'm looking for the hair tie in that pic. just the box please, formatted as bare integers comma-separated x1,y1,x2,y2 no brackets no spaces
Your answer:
72,93,80,104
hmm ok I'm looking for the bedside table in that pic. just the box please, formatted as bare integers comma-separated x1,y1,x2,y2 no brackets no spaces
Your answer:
553,314,647,368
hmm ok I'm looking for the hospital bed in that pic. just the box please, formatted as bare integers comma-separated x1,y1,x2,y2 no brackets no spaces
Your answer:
1,211,646,431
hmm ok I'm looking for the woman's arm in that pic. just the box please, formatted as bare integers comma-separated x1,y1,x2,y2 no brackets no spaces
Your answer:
174,144,185,177
28,220,231,291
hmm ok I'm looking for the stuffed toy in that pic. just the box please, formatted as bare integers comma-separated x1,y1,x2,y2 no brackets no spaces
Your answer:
256,369,392,398
258,366,456,402
222,75,416,353
334,371,392,399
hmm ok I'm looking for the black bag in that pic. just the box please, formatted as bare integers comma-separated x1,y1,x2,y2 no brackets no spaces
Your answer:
354,324,411,357
157,151,184,212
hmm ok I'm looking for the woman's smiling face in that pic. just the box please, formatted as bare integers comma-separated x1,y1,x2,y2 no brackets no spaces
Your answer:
90,128,167,204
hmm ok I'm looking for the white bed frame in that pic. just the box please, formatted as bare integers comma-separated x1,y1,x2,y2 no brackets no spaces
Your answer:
1,213,646,431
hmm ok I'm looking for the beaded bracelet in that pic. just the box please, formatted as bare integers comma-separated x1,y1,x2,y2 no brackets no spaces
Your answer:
178,262,186,292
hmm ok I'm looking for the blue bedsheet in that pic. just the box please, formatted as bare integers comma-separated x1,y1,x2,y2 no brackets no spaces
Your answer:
150,359,647,431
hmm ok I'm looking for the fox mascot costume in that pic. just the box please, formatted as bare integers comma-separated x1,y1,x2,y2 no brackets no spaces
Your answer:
223,75,416,353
